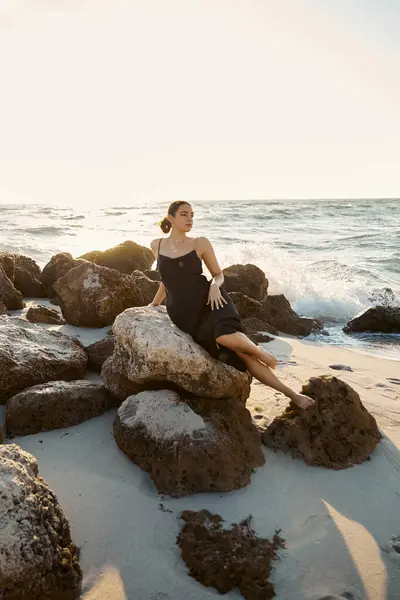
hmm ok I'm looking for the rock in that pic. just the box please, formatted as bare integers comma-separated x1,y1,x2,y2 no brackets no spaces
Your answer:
229,292,263,319
143,268,161,282
0,316,87,404
41,252,86,298
78,249,102,262
260,294,323,336
85,337,115,372
343,306,400,334
248,332,274,344
263,376,381,469
53,262,143,327
87,240,154,274
0,251,15,280
0,300,7,315
113,389,264,497
223,263,269,301
102,306,251,403
0,444,82,599
177,509,284,598
0,266,24,310
131,270,160,305
329,364,353,372
242,316,279,336
6,380,111,437
12,254,44,297
26,304,66,325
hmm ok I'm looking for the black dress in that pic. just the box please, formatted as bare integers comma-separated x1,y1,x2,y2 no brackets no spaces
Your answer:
157,240,247,372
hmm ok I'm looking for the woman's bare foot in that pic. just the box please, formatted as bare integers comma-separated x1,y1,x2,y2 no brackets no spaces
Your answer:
290,393,315,409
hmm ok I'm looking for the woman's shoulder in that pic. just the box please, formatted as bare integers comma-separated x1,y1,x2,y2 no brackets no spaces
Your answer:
150,237,163,256
196,236,212,250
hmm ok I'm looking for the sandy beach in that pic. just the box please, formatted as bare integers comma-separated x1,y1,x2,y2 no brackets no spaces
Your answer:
1,300,399,600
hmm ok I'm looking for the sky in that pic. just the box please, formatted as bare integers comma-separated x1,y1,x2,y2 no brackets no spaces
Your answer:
0,0,399,206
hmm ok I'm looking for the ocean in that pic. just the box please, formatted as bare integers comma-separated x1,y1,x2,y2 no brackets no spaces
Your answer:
1,198,399,360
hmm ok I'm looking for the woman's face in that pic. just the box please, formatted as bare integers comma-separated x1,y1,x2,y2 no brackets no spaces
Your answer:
170,204,194,232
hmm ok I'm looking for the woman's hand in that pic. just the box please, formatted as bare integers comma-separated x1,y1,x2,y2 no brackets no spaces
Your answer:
207,282,228,310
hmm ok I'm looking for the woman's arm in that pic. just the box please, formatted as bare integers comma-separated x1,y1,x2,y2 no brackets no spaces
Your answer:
149,282,166,306
198,237,227,310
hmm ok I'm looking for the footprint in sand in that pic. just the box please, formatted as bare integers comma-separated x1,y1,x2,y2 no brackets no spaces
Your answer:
387,378,400,385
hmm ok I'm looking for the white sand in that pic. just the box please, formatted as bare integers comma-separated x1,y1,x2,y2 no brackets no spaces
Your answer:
1,315,400,600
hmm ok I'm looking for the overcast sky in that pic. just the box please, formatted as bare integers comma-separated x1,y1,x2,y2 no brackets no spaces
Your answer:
0,0,399,206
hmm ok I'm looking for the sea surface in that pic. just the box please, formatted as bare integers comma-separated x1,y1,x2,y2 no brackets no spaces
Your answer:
0,198,399,360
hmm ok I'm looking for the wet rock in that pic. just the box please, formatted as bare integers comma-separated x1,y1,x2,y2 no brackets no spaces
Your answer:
248,332,274,344
0,301,7,315
26,304,66,325
177,509,284,598
260,294,323,336
143,268,161,282
229,292,263,319
102,306,251,403
0,316,87,404
12,254,44,297
114,390,264,497
223,263,269,301
0,266,24,310
0,444,82,599
86,240,154,274
6,380,111,437
242,317,279,336
263,376,381,469
343,306,400,334
41,252,86,298
329,364,353,372
53,262,144,327
85,337,115,372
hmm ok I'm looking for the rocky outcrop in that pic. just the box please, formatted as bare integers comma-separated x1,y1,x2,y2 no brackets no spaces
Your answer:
0,316,87,404
223,264,268,301
102,307,251,403
6,380,111,437
0,301,7,315
26,304,66,325
85,337,115,372
0,251,15,280
78,250,102,262
242,316,278,336
12,254,44,297
53,262,144,327
82,240,154,274
114,390,264,497
0,267,24,310
131,270,159,305
260,294,323,336
263,376,381,469
0,444,82,599
41,253,86,298
143,269,161,282
177,510,284,598
229,292,263,319
343,306,400,334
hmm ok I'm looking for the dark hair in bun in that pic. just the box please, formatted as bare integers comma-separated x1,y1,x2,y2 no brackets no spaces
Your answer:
158,201,191,234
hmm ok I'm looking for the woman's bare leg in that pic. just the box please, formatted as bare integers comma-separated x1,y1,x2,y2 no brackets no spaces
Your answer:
216,331,277,368
236,351,314,409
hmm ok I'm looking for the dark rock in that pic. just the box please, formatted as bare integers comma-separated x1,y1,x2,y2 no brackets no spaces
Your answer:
343,306,400,334
0,301,7,315
143,269,161,282
263,376,381,469
248,332,274,344
12,254,44,297
229,292,263,319
0,316,87,404
177,509,284,598
53,262,144,327
26,304,66,325
131,270,160,305
242,317,279,336
223,263,269,301
77,250,102,262
113,390,264,497
87,240,154,274
0,251,15,280
368,287,396,307
6,380,111,437
0,444,82,599
329,364,353,372
41,253,86,298
85,337,115,372
260,294,323,336
0,266,24,309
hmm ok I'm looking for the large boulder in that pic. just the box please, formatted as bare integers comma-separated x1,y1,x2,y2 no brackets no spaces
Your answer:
260,294,323,336
0,316,87,404
12,254,44,297
85,336,115,373
0,301,7,315
114,389,264,497
53,262,143,327
6,380,111,437
229,291,263,319
343,306,400,334
83,240,154,274
102,306,251,403
223,264,268,301
0,266,24,310
263,376,381,469
41,253,86,298
26,304,66,325
131,270,159,305
0,251,15,280
0,444,82,599
242,316,278,336
143,268,161,282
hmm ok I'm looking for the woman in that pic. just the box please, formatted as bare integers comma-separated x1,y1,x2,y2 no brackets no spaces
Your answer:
149,201,314,409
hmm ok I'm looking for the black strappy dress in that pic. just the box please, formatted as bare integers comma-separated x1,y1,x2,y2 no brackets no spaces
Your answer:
157,239,247,372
